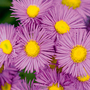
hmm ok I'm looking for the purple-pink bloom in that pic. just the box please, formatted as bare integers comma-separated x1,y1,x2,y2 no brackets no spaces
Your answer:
0,24,17,67
11,77,30,90
14,24,54,73
0,63,18,86
1,74,23,90
69,73,90,90
41,4,85,41
54,0,90,19
35,68,75,90
56,29,90,77
11,0,53,25
11,77,40,90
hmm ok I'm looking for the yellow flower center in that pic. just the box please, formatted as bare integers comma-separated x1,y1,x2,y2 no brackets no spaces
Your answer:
1,82,11,90
77,74,90,82
0,65,4,73
48,83,64,90
25,40,40,58
70,45,87,63
55,20,70,34
27,5,40,18
0,40,13,54
61,0,81,9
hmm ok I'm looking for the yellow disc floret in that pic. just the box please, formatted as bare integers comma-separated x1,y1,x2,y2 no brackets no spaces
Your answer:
61,0,81,9
77,74,90,82
55,20,70,34
0,40,13,54
70,45,87,63
1,82,11,90
25,40,40,58
0,65,4,73
48,83,64,90
27,5,40,18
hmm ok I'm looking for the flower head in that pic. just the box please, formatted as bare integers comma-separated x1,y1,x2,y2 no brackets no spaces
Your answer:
0,24,17,67
0,63,18,86
56,29,90,77
15,24,54,73
42,4,85,40
35,68,75,90
70,71,90,90
56,0,90,19
11,78,30,90
11,0,53,25
1,75,23,90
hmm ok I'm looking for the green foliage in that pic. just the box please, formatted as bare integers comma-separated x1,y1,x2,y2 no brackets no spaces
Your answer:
19,69,36,83
0,0,19,27
0,0,12,7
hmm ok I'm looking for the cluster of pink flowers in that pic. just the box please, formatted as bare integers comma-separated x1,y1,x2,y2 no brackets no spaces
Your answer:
1,0,90,90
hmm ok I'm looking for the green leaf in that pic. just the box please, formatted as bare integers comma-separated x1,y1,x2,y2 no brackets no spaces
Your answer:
19,69,36,84
0,0,12,7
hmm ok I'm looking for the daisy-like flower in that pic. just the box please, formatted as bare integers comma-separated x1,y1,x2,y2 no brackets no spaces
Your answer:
56,29,90,77
1,74,40,90
0,24,17,67
1,75,21,90
11,78,31,90
35,68,75,90
69,70,90,90
55,0,90,19
42,4,85,40
0,63,18,86
15,24,54,73
11,0,53,25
